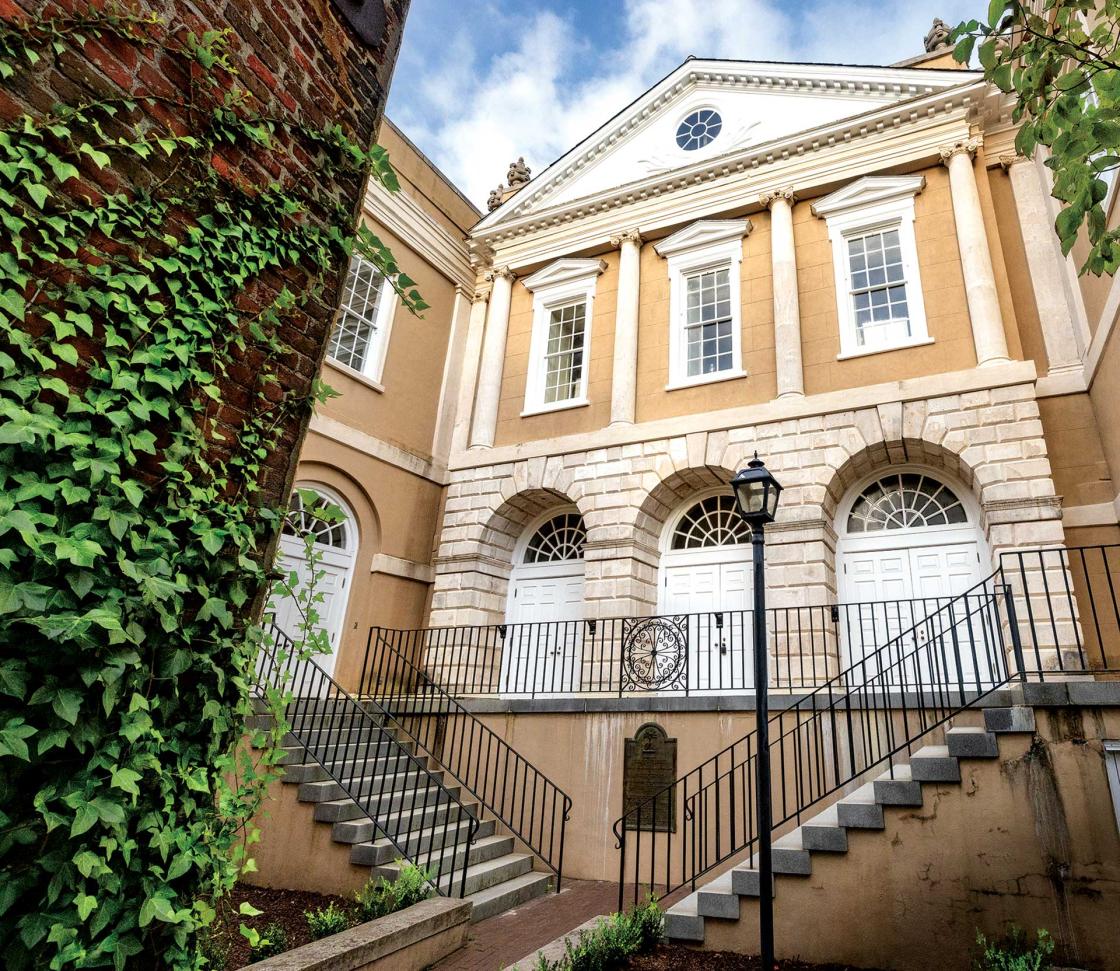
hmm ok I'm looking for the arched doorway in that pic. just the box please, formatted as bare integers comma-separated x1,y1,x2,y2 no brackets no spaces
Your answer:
273,485,358,679
835,469,989,682
659,492,754,691
502,510,587,693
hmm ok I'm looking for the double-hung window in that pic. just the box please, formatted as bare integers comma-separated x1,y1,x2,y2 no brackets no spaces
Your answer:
327,254,397,385
812,175,930,360
521,258,606,415
654,219,749,389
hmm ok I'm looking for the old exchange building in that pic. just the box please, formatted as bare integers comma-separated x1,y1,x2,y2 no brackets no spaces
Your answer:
257,27,1120,969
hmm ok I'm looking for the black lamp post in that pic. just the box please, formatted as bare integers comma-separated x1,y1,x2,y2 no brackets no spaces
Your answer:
730,453,782,971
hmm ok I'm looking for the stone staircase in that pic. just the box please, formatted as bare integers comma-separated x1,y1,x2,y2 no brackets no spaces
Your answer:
664,706,1037,942
258,709,554,922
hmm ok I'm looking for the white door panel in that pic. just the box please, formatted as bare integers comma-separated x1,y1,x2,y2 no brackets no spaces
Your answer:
273,534,352,680
504,569,584,693
662,561,753,692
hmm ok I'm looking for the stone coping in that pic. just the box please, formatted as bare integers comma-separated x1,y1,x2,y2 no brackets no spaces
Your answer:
504,914,609,971
242,897,471,971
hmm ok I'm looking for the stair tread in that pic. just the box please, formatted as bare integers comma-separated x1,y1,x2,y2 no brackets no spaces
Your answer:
839,783,878,805
697,872,735,896
378,834,510,866
774,831,805,850
666,893,700,918
803,806,841,828
875,764,913,782
464,869,552,906
946,726,991,735
912,745,952,759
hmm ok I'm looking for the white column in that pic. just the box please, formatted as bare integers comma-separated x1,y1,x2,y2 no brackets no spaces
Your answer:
761,187,804,398
941,138,1011,367
1001,154,1082,374
609,228,642,425
469,266,514,449
448,284,490,456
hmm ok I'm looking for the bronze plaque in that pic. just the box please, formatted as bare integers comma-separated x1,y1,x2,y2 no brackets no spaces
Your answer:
623,723,677,833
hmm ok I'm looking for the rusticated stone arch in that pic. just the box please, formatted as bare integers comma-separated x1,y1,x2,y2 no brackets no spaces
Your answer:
633,464,739,554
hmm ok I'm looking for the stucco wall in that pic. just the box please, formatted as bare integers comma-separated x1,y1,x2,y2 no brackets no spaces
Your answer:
698,706,1120,971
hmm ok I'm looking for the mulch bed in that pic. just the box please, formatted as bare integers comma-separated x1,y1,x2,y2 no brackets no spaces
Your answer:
628,945,888,971
209,883,358,970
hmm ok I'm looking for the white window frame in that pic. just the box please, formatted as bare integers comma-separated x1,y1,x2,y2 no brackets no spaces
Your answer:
1106,740,1120,837
813,176,931,361
520,258,605,416
326,255,399,389
654,219,750,390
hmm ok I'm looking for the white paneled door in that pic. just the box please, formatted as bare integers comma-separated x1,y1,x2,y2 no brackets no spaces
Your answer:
503,568,585,693
661,560,753,692
839,542,985,685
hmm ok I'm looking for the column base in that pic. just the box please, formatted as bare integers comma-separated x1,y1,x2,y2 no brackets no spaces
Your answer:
608,418,635,428
978,356,1013,367
776,390,805,400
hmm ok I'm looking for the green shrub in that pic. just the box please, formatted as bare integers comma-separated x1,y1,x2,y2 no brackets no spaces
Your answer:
197,927,231,970
250,922,289,961
975,927,1055,971
354,863,434,922
534,898,663,971
305,901,354,940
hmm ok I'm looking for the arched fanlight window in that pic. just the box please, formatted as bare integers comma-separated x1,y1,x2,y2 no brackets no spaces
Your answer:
522,513,586,564
283,490,349,549
670,494,752,550
847,472,967,533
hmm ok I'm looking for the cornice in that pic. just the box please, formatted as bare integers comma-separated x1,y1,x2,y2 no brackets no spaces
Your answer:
363,179,473,291
472,81,987,268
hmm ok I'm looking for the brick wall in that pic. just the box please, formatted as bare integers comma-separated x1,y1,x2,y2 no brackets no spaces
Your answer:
1,0,409,540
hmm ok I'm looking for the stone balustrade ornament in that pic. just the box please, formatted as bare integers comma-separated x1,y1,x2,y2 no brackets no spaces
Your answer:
507,157,531,189
924,17,951,53
486,185,505,212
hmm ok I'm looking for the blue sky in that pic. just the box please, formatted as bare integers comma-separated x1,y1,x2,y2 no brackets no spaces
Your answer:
387,0,985,207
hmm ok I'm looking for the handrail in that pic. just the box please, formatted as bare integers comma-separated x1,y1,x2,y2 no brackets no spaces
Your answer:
612,571,1022,908
254,624,480,898
360,629,573,891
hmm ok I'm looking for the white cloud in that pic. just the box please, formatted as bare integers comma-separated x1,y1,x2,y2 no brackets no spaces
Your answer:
388,0,984,208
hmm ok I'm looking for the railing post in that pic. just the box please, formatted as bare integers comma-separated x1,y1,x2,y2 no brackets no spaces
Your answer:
1004,583,1027,684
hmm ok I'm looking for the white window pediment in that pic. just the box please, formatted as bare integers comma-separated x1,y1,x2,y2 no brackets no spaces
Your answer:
522,259,606,416
813,176,930,360
653,219,752,259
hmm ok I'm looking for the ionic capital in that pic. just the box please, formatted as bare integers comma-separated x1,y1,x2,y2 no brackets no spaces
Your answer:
485,265,516,284
940,137,983,165
759,186,796,209
610,227,643,248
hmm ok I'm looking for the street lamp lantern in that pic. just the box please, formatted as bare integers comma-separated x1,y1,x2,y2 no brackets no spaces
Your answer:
729,451,781,971
730,453,783,525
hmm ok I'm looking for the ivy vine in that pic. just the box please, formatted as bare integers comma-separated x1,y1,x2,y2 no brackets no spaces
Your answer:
0,8,423,969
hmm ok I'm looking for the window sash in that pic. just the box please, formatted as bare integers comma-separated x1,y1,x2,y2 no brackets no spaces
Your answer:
846,228,911,348
542,301,587,404
328,255,385,373
683,266,733,376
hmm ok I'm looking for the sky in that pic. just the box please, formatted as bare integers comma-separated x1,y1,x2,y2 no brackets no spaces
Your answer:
386,0,985,209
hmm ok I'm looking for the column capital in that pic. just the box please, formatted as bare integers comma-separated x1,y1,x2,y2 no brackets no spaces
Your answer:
939,136,983,165
471,283,492,303
999,153,1032,171
759,186,796,209
609,227,643,248
484,265,516,284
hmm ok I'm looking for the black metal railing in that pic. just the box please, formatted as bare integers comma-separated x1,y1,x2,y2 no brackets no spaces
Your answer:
1001,544,1120,678
254,624,480,898
612,572,1021,908
359,630,573,890
371,596,993,698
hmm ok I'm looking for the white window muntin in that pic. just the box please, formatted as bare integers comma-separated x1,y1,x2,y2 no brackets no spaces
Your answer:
823,194,930,360
522,263,602,416
1106,741,1120,837
665,237,745,389
327,254,398,386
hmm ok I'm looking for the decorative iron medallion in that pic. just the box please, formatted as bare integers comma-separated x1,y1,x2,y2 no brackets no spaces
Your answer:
622,616,688,691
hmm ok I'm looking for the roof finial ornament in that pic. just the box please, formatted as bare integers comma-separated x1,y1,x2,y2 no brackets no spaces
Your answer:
486,184,506,212
506,156,531,189
924,17,952,52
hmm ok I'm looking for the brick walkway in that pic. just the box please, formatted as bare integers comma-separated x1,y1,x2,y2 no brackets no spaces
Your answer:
433,880,620,971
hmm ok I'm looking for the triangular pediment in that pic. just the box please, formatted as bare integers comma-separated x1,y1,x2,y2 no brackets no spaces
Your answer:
810,174,926,216
477,58,978,231
521,258,606,291
654,219,750,257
